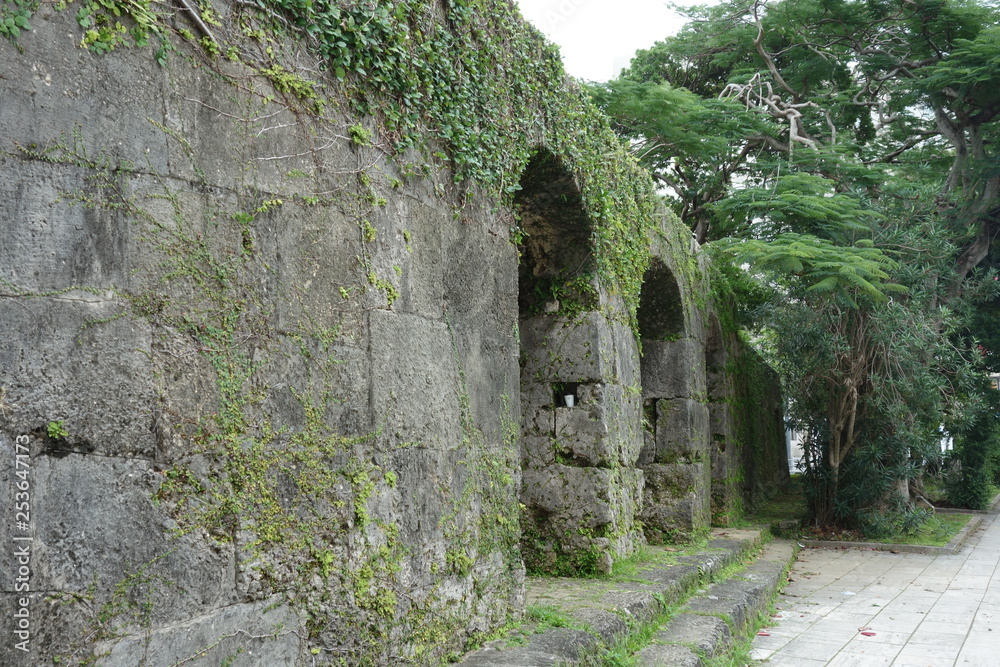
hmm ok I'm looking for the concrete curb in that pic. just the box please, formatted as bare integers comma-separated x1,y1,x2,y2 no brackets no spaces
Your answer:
934,489,1000,515
799,513,983,555
458,531,798,665
634,541,797,665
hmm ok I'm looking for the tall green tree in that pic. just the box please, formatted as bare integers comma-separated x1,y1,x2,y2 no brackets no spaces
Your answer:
593,0,1000,529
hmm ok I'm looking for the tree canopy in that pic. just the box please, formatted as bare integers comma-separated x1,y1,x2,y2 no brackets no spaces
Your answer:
591,0,1000,529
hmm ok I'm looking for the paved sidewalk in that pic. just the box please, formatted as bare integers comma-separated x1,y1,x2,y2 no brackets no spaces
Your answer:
752,513,1000,666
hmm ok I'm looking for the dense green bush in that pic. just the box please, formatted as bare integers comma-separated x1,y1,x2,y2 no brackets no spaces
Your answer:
945,389,1000,511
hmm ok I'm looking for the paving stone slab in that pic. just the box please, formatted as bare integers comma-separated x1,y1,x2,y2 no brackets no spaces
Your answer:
459,628,594,666
655,612,731,656
632,642,702,666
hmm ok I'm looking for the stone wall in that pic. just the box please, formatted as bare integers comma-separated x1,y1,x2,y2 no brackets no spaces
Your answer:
707,313,791,523
0,1,786,664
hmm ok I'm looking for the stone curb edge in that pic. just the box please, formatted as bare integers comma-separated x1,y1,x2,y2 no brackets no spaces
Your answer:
799,513,983,555
633,540,799,666
458,532,799,665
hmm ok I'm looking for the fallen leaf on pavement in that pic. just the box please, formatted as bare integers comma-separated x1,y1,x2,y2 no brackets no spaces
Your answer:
860,631,876,637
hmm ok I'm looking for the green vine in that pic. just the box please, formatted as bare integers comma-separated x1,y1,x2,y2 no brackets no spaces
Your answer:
3,0,664,334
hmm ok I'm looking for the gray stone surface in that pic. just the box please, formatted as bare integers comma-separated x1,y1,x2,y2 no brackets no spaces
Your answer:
656,612,732,656
553,384,632,468
682,583,753,630
460,628,595,666
642,397,710,465
519,312,614,384
0,3,787,662
0,297,159,459
572,606,628,643
0,437,238,665
632,643,702,666
369,310,462,448
99,597,304,667
641,338,707,400
641,462,711,543
521,465,618,529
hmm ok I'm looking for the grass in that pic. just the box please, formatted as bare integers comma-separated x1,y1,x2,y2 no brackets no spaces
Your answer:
746,476,807,525
863,513,973,547
525,604,577,629
603,538,715,581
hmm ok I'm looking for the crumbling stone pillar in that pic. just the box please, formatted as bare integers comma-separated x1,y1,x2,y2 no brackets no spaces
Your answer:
638,339,712,542
518,312,642,574
636,257,712,543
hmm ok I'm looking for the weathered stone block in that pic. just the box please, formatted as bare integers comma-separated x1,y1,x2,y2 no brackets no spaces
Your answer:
519,312,613,383
0,299,158,458
0,442,239,664
521,465,643,573
609,318,642,388
521,434,557,469
389,201,446,319
443,206,518,339
555,404,611,467
369,310,462,449
655,612,731,657
633,643,701,667
608,467,644,542
641,337,707,400
641,462,711,543
551,383,633,468
522,401,554,437
709,401,734,438
521,380,553,410
258,342,372,443
100,597,304,667
521,465,614,527
0,22,171,178
641,398,709,465
0,157,134,293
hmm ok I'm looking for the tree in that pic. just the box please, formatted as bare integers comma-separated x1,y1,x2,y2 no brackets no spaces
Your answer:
593,0,1000,530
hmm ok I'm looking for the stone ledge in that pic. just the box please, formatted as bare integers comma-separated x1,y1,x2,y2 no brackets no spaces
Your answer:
457,528,784,666
636,540,796,665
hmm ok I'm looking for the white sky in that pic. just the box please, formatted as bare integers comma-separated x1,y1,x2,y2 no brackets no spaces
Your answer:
514,0,697,82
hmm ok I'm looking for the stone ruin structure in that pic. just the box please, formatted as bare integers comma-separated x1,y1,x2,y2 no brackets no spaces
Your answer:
0,0,787,663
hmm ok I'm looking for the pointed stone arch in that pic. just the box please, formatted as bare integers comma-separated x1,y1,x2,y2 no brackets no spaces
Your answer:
636,258,711,543
515,148,639,574
515,149,596,317
636,259,684,343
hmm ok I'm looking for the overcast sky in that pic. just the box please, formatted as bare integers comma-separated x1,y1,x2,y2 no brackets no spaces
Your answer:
514,0,696,82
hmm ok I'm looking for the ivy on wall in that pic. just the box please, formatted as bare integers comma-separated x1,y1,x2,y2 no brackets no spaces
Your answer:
2,0,664,329
0,0,693,661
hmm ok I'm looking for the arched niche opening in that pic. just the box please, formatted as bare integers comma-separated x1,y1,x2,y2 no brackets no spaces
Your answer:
636,258,711,543
636,258,685,443
516,150,597,319
637,259,684,344
516,149,612,574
